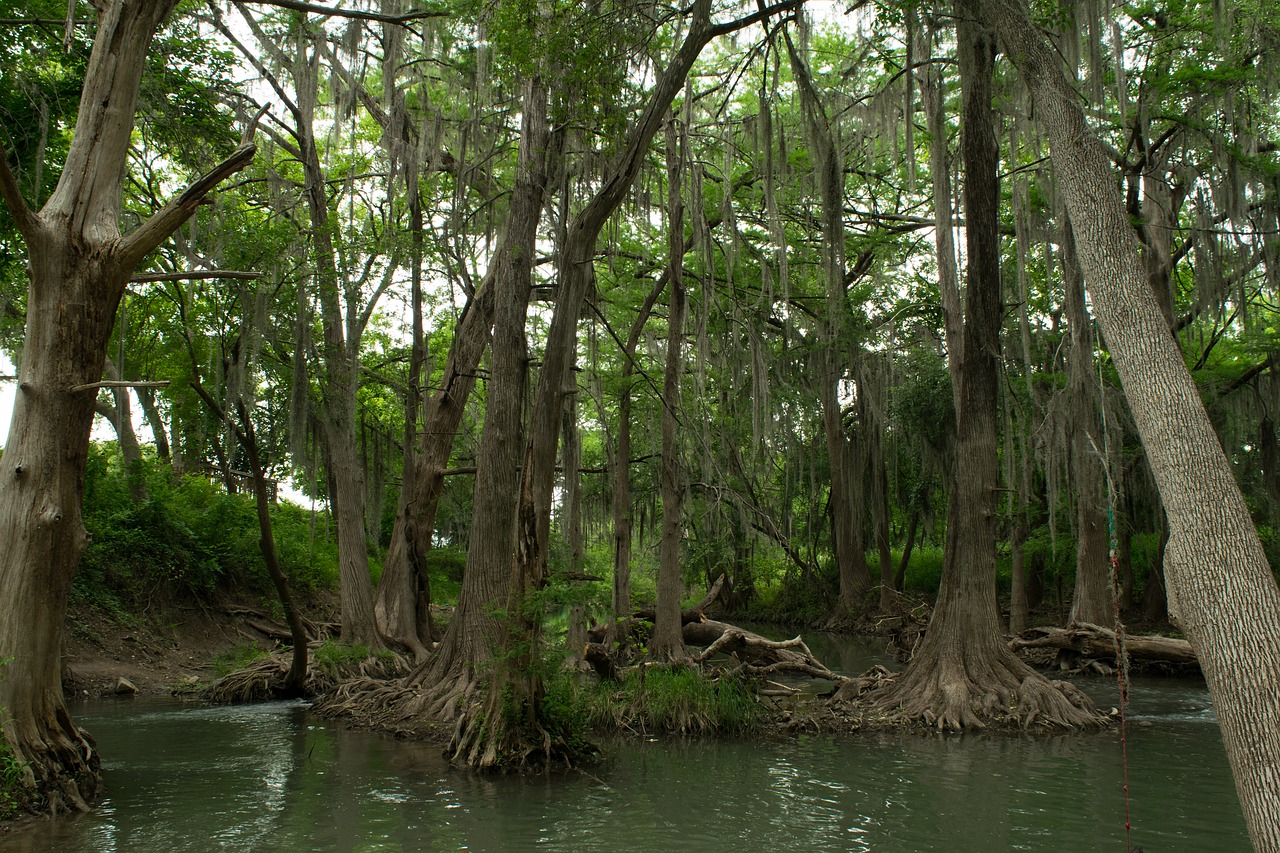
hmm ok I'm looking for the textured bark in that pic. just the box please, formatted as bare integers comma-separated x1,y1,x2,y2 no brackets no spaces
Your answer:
983,0,1280,845
416,77,550,699
651,113,691,664
916,17,964,409
1061,221,1111,625
0,0,254,812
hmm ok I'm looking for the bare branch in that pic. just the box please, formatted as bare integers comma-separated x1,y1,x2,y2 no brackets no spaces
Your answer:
131,270,263,283
0,146,40,243
71,380,171,392
117,143,257,271
236,0,447,24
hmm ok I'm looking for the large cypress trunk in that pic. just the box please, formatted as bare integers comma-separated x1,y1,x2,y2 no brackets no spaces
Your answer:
981,0,1280,845
870,0,1099,729
0,0,255,811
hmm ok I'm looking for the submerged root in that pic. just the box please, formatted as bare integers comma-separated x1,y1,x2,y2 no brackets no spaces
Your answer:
4,712,102,816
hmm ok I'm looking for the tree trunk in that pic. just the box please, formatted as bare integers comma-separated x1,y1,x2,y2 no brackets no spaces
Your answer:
0,0,255,812
982,0,1280,844
870,0,1099,729
412,74,549,729
787,28,870,616
1061,220,1111,625
561,397,588,667
96,357,147,504
651,112,691,664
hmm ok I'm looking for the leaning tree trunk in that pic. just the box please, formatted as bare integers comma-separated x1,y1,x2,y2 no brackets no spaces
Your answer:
0,0,255,812
871,0,1100,730
981,0,1280,845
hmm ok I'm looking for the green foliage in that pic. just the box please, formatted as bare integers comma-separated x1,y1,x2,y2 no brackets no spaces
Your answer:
311,640,394,675
76,445,341,621
210,643,269,677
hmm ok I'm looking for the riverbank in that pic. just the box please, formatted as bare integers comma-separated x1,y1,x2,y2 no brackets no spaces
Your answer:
60,597,335,698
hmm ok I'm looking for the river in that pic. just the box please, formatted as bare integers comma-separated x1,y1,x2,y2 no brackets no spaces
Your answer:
0,636,1250,852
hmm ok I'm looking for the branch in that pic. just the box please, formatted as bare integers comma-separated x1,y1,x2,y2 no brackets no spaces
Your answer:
71,380,171,392
236,0,447,24
131,270,263,283
0,146,40,243
117,143,257,271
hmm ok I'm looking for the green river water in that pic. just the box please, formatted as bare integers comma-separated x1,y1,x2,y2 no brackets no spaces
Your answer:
0,636,1251,852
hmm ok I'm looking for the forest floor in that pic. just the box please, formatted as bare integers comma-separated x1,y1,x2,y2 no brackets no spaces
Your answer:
60,596,333,698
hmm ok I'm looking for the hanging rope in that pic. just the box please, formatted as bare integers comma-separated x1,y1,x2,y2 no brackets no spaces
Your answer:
1095,322,1133,851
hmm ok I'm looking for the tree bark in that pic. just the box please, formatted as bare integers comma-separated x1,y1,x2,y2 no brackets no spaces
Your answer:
651,112,691,664
870,0,1099,730
1061,220,1111,625
981,0,1280,844
0,0,254,812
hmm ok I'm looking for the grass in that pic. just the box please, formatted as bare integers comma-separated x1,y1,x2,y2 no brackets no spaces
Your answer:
210,643,269,677
545,664,761,737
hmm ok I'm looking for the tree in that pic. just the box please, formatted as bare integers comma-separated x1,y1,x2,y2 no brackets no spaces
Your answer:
979,0,1280,846
0,0,254,810
868,0,1100,730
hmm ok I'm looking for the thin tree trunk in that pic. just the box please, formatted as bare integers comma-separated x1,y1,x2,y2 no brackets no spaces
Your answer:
1061,220,1111,625
651,111,691,664
982,0,1280,843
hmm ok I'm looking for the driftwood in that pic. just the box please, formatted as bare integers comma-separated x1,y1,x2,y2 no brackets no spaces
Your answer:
1010,622,1197,666
687,620,850,683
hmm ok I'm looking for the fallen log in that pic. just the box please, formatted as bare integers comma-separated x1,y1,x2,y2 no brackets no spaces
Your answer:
687,620,850,683
1010,622,1197,666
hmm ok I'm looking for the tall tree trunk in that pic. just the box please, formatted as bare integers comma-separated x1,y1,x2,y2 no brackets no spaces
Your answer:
441,75,550,768
787,28,870,616
650,112,691,664
982,0,1280,844
561,396,588,667
291,31,379,649
871,0,1098,729
1061,220,1111,625
0,0,253,812
412,74,549,722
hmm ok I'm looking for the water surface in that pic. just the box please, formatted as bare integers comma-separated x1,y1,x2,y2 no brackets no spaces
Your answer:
0,656,1250,852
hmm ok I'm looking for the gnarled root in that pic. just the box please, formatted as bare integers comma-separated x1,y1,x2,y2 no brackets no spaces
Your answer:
3,707,101,816
860,647,1106,731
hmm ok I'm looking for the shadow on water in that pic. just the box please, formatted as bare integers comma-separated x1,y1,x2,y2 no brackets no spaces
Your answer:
0,654,1249,852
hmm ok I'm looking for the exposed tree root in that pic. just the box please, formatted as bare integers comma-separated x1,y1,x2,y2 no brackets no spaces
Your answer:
4,708,101,816
861,646,1105,731
202,649,410,704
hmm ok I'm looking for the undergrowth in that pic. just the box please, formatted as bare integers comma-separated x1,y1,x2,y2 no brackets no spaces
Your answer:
211,643,269,677
0,659,27,820
544,665,760,737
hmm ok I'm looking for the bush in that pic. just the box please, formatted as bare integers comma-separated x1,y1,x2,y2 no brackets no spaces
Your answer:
75,445,343,619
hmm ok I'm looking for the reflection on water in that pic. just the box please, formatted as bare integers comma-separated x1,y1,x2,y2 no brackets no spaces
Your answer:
0,674,1249,853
